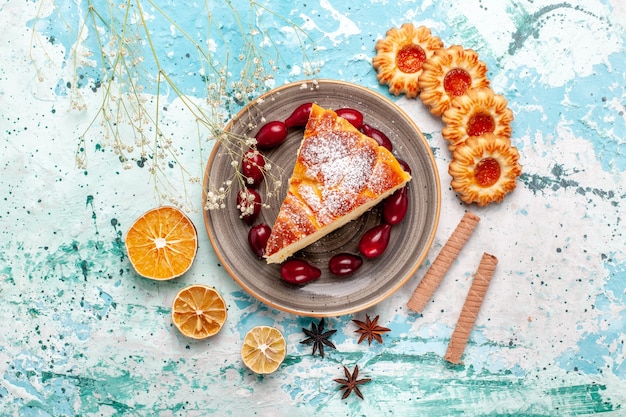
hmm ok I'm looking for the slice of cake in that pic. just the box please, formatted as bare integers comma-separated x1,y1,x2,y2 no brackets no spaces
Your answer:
264,104,411,264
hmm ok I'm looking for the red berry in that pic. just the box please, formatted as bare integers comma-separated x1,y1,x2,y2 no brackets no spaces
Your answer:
359,223,392,259
237,188,261,225
255,121,288,149
335,108,364,130
248,223,271,258
328,253,363,277
383,187,408,225
362,123,393,152
280,259,321,285
241,149,265,188
284,102,313,128
396,158,412,175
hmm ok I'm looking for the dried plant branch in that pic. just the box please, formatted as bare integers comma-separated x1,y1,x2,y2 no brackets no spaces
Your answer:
30,0,319,211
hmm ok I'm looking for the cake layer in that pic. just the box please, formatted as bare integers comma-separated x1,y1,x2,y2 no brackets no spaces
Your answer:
265,104,411,264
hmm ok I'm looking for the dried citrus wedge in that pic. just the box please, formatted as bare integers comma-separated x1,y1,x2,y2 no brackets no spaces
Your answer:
241,326,286,374
171,284,227,339
125,206,198,280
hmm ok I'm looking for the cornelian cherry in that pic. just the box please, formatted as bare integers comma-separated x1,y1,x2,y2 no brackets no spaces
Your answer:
362,123,393,152
284,102,313,128
328,253,363,277
255,121,288,149
281,259,322,285
248,223,271,258
359,223,392,259
237,188,261,225
396,158,412,175
241,149,265,188
336,108,364,130
383,187,408,225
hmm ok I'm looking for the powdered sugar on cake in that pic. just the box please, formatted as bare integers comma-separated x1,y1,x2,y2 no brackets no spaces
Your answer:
298,129,376,225
264,103,411,264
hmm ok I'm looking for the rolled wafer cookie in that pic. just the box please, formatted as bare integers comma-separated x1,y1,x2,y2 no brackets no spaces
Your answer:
444,252,498,364
407,211,480,313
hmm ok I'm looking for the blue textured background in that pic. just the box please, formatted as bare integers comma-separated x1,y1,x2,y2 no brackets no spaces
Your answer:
1,0,625,415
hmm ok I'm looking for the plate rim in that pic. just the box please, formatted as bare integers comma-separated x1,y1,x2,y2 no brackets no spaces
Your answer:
202,78,441,317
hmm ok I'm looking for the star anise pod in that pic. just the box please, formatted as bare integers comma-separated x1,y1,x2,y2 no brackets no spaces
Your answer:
334,365,371,400
300,317,337,358
352,314,390,345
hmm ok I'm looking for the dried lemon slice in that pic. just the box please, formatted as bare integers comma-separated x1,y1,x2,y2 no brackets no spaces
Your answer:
241,326,286,374
125,206,198,280
171,284,227,339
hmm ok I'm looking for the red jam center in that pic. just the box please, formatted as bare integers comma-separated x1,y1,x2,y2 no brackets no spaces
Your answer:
396,44,426,73
467,112,496,137
474,158,501,187
443,68,472,97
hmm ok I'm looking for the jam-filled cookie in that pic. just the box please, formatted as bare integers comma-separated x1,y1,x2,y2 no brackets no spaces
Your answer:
442,87,514,151
448,133,522,206
418,45,490,116
372,24,444,98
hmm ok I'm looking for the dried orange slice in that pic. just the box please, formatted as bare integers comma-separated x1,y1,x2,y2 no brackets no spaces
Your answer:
171,284,227,339
241,326,286,374
125,206,198,280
